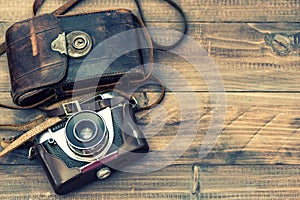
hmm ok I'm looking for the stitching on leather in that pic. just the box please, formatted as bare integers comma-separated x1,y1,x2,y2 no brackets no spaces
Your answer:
6,14,60,46
57,8,133,18
6,26,60,48
12,57,67,93
12,61,65,82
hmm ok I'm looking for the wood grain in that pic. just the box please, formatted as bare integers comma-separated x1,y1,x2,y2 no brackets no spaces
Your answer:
1,22,300,92
0,0,300,199
1,164,300,200
1,92,299,166
0,165,193,200
197,164,300,200
1,0,300,22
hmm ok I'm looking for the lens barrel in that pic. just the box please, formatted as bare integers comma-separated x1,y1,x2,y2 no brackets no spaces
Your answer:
65,111,109,156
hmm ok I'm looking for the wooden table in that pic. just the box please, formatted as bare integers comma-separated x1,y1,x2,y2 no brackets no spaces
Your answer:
1,0,300,199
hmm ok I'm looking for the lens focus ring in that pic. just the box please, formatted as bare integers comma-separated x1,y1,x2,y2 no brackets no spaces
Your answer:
65,111,108,157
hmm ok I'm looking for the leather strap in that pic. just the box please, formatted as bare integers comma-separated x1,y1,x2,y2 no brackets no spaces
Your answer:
137,76,165,111
0,94,57,137
1,0,156,105
36,0,188,50
0,41,5,56
0,117,62,158
0,96,131,158
52,0,81,16
0,0,81,56
0,0,185,86
45,79,165,117
50,0,156,85
32,0,46,16
1,0,187,56
0,0,172,156
50,0,188,50
0,115,46,132
134,0,188,50
0,93,57,110
45,96,125,117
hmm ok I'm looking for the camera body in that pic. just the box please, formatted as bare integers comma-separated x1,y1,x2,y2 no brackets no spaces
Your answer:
35,95,149,195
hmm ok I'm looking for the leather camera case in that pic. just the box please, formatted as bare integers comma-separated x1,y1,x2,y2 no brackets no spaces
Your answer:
5,9,146,106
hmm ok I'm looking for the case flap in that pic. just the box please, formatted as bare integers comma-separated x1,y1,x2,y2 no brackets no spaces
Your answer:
58,9,144,81
5,9,145,106
6,14,67,101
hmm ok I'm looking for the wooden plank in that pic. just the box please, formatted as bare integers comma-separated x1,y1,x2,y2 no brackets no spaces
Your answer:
0,164,193,199
197,164,300,200
1,164,300,199
145,92,300,165
1,92,300,166
1,0,300,22
0,0,300,199
148,22,300,92
1,22,300,92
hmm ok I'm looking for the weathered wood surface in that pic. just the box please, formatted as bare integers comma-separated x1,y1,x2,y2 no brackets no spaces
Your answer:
2,22,300,92
1,164,300,200
1,0,300,22
0,0,300,199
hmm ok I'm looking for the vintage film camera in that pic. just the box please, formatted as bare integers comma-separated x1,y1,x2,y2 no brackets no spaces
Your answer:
34,93,149,194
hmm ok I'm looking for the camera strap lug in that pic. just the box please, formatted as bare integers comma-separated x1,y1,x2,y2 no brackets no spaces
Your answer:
62,100,81,116
27,146,37,160
129,95,140,111
47,97,125,118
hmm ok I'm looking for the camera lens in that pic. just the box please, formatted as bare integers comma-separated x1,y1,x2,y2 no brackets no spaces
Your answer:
74,119,98,142
65,111,109,157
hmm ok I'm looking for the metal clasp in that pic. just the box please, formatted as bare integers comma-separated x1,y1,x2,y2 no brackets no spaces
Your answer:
62,100,82,116
51,31,92,58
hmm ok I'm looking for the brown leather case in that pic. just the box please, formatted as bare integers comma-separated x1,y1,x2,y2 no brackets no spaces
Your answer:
6,9,146,106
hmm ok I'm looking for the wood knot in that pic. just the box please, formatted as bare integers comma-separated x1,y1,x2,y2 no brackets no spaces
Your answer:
192,165,200,194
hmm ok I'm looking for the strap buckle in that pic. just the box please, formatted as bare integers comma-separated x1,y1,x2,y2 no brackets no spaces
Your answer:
62,100,81,116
